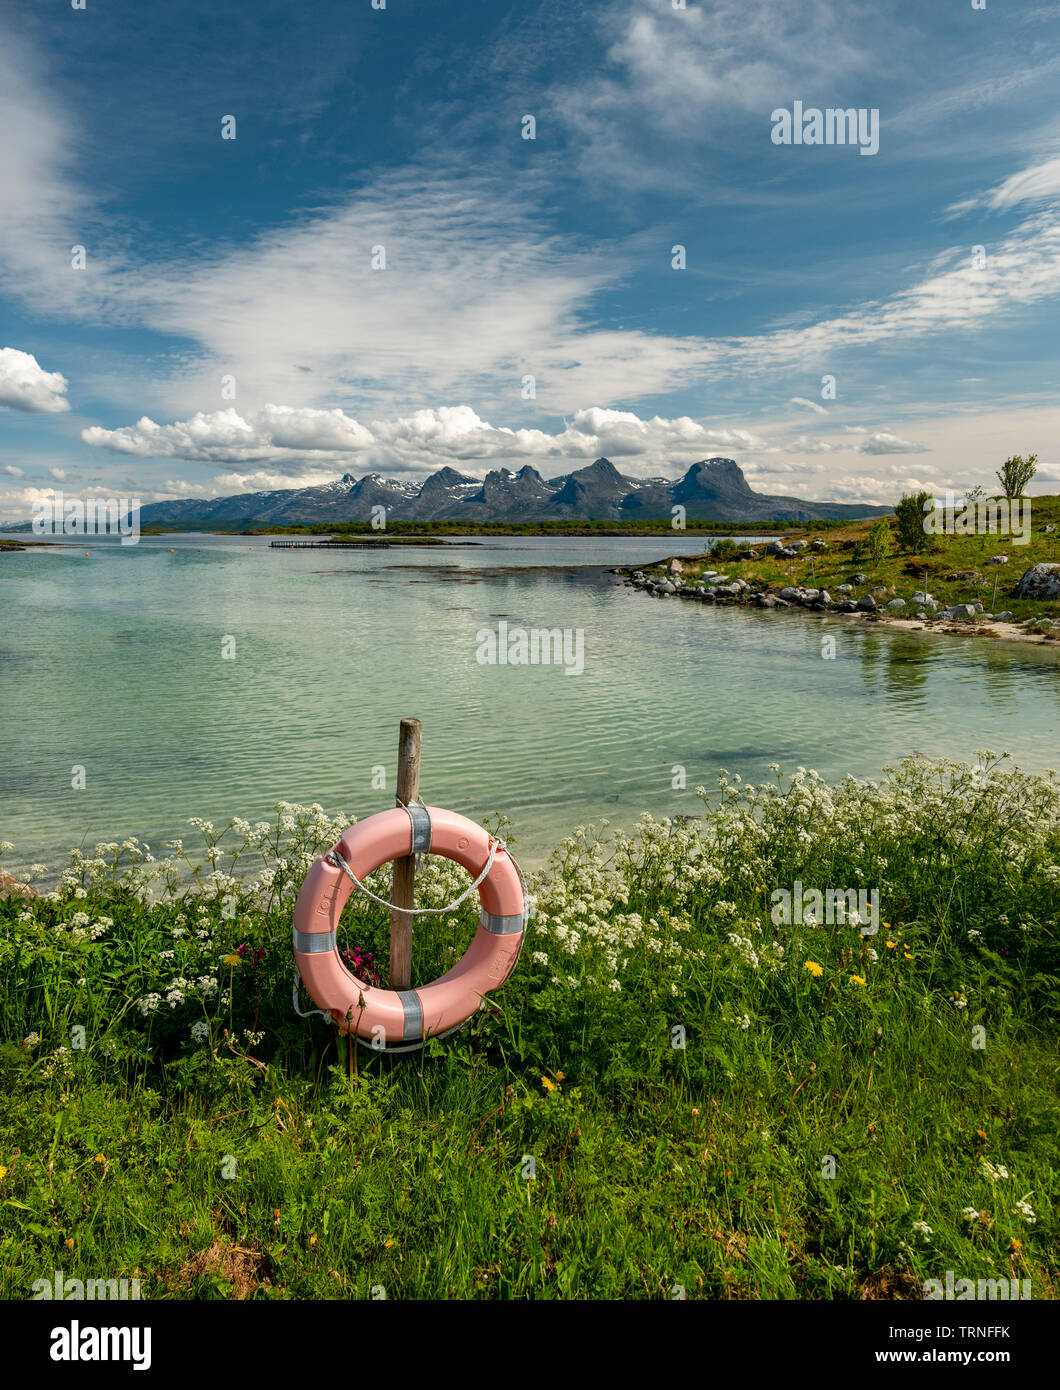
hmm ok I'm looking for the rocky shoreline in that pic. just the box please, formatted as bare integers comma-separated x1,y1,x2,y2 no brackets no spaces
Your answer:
622,545,1060,647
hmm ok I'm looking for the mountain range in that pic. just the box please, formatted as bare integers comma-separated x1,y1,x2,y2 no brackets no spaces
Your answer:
25,458,895,529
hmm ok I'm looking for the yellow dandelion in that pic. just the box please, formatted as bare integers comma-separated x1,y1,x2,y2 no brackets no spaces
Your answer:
541,1076,556,1091
903,952,913,960
93,1154,106,1164
804,961,824,977
0,1166,8,1182
885,940,896,949
1010,1238,1022,1254
848,975,866,987
223,954,242,967
555,1071,565,1081
976,1129,988,1142
384,1239,395,1249
309,1234,317,1249
65,1237,74,1249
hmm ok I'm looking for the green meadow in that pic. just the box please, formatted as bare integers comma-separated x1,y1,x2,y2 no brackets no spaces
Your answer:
642,494,1060,627
1,755,1057,1299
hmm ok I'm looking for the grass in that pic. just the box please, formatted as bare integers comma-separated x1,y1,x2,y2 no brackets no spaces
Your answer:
1,756,1058,1300
637,494,1060,626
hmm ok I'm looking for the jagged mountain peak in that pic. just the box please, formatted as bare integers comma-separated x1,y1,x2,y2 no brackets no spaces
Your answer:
132,457,890,528
418,466,479,492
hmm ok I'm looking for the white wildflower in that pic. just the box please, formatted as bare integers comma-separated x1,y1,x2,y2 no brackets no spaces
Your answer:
980,1158,1010,1183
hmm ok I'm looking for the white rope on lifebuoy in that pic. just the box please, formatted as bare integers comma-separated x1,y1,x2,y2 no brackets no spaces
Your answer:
292,970,333,1021
325,837,503,917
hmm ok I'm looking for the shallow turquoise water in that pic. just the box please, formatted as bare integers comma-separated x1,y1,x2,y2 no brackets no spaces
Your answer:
1,532,1058,870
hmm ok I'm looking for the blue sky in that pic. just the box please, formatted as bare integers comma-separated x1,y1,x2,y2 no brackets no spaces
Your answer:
2,0,1059,519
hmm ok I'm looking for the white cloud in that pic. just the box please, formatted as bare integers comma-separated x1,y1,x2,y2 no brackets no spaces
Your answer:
3,464,24,477
857,432,930,455
788,435,843,454
0,485,65,518
0,38,111,318
83,402,770,472
0,347,70,413
82,407,373,464
556,0,871,184
789,397,829,416
823,475,891,503
49,467,69,480
945,154,1060,217
746,460,826,476
206,470,342,496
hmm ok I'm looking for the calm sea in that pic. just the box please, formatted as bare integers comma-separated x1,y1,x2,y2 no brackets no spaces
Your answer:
2,531,1058,871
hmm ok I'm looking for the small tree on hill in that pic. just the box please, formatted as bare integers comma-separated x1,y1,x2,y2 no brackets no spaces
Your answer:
894,491,937,554
868,517,890,569
996,453,1037,498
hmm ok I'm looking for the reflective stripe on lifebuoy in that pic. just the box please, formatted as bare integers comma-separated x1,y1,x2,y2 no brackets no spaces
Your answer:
292,805,526,1046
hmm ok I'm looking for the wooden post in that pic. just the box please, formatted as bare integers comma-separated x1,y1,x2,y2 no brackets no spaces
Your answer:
390,717,422,991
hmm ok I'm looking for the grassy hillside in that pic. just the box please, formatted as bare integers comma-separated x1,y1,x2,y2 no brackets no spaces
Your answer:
637,495,1060,625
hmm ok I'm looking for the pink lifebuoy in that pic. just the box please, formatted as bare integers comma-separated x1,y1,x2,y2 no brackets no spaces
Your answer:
293,805,526,1048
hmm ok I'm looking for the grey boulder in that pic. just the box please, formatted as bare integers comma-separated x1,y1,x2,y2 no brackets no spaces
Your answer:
1016,563,1060,599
